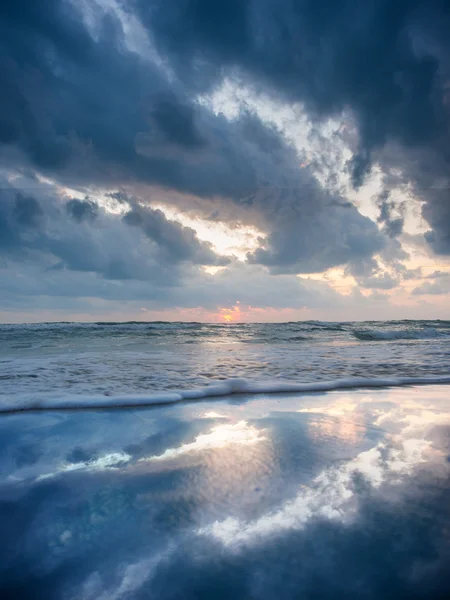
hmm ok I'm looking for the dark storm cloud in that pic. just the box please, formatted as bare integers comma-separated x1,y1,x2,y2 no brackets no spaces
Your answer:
0,0,258,197
131,0,450,251
422,189,450,255
0,189,44,259
247,196,383,274
0,187,41,253
0,175,225,284
376,192,404,238
0,258,344,311
133,0,444,155
66,198,98,223
122,203,229,266
0,0,387,276
149,92,206,150
13,194,43,227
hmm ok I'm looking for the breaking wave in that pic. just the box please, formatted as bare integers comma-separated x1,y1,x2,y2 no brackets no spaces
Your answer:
352,327,448,341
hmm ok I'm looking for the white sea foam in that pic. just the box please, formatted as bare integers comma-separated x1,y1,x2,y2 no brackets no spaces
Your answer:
2,375,450,413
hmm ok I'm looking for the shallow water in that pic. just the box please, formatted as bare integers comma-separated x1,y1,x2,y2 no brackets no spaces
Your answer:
1,320,450,411
1,385,450,599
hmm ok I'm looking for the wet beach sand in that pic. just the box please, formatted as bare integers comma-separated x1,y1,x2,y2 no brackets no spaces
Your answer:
1,385,450,599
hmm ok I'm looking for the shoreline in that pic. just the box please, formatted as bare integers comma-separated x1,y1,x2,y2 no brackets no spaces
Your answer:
2,377,450,415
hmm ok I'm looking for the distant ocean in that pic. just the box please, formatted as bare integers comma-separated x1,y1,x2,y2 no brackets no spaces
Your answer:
2,320,450,412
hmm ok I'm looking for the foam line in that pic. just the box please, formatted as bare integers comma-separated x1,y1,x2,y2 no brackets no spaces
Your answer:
2,375,450,413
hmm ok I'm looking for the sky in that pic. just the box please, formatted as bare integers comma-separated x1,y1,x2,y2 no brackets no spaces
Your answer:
1,0,450,323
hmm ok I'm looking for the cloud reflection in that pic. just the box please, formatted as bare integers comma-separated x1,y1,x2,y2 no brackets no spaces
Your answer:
78,552,169,600
37,452,131,481
198,390,450,548
139,421,267,462
198,438,430,546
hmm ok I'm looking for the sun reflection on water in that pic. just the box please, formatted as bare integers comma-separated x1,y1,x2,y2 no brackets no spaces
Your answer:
298,396,366,443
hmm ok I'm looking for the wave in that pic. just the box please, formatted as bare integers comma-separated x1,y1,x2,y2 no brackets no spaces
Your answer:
352,327,447,341
241,334,310,343
300,321,346,331
2,375,450,414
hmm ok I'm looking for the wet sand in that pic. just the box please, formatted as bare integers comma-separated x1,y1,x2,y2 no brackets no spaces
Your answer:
1,385,450,599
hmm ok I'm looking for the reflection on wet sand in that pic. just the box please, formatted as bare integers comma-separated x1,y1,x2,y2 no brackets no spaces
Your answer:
198,387,450,547
297,396,366,443
1,385,450,599
139,420,267,461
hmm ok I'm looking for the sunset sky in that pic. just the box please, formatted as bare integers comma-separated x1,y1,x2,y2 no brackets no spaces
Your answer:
1,0,450,322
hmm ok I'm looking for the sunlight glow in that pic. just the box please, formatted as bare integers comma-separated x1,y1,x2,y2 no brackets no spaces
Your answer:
218,302,242,322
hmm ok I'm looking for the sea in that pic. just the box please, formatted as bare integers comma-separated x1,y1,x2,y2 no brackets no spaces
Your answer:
2,320,450,599
1,319,450,411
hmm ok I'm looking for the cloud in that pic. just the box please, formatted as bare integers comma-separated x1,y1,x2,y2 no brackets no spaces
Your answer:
122,201,229,266
0,183,381,317
378,142,450,257
426,270,450,279
413,274,450,295
132,0,450,253
148,91,207,150
0,0,387,283
0,257,347,314
358,273,399,290
135,1,446,156
376,191,404,238
0,172,355,312
13,193,43,227
66,198,98,223
247,198,383,274
2,0,450,312
0,173,227,292
423,190,450,255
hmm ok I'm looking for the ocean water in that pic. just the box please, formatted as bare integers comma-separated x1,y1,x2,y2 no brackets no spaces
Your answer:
1,320,450,411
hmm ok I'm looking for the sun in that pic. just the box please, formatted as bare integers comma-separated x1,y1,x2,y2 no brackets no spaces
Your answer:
219,302,241,323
